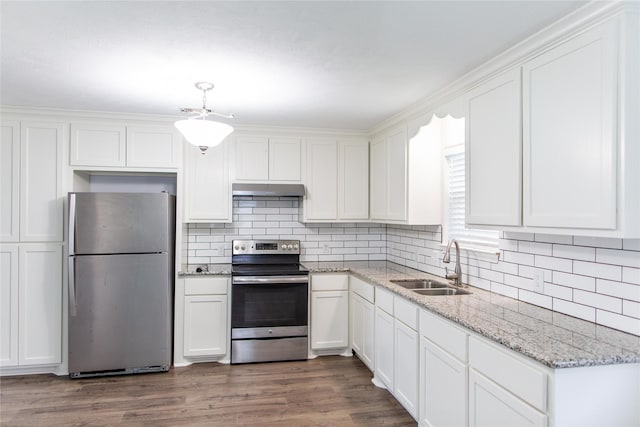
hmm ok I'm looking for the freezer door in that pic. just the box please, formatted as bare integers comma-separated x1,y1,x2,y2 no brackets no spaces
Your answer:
70,192,175,255
68,253,173,375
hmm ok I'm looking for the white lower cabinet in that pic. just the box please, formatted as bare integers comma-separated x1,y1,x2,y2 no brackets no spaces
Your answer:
350,276,375,370
374,306,394,389
469,369,546,427
394,319,419,419
182,277,229,358
1,244,62,369
310,273,349,352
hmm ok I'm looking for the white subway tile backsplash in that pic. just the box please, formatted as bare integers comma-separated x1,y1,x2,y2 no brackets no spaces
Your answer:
596,310,640,335
596,279,640,302
553,299,596,322
596,248,640,268
573,290,622,313
552,271,595,292
185,201,640,335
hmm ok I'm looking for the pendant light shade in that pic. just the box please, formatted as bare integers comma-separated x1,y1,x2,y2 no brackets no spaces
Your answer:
175,81,234,153
174,118,233,150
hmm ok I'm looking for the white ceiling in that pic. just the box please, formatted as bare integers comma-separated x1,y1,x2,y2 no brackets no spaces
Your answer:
1,1,587,130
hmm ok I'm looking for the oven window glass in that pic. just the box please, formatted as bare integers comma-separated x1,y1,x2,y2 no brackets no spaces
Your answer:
232,283,308,328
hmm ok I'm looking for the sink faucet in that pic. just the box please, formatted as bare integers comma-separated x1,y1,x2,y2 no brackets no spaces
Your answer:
443,239,463,287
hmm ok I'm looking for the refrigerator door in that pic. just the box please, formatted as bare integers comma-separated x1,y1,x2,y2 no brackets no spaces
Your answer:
70,192,175,255
68,253,172,376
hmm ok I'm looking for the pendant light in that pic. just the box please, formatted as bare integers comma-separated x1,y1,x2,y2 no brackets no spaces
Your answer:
175,82,234,153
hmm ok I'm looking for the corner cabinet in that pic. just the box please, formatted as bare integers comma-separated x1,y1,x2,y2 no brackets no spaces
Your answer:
370,118,442,225
465,13,640,237
183,140,231,222
303,138,369,222
234,135,301,182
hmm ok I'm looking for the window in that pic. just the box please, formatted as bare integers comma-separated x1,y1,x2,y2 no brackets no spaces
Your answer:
441,116,499,252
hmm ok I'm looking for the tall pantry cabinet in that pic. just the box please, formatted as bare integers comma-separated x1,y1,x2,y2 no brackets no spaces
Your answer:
1,120,64,369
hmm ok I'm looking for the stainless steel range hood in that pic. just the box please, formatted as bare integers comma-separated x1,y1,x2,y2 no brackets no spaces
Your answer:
232,183,305,197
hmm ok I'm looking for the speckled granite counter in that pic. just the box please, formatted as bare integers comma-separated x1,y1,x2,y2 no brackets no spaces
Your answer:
179,264,232,276
304,261,640,369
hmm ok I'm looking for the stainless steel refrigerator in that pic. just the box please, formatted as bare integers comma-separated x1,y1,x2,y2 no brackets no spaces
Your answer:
67,192,175,378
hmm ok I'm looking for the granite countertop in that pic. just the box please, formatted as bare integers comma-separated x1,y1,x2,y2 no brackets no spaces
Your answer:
305,261,640,369
179,260,640,369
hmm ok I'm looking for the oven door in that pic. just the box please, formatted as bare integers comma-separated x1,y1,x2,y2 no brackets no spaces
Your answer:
231,275,308,329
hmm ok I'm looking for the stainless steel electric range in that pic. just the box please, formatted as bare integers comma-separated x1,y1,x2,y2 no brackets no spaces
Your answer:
230,239,309,364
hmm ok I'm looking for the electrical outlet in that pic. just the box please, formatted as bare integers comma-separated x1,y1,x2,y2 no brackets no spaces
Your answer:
533,269,545,293
323,244,331,254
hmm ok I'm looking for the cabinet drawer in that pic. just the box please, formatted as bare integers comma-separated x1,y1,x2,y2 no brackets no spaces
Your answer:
469,336,547,412
420,309,467,362
394,297,418,330
311,273,348,291
184,277,229,295
350,275,374,303
376,287,394,315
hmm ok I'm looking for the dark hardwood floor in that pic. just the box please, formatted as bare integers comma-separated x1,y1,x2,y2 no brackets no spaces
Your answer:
0,356,416,426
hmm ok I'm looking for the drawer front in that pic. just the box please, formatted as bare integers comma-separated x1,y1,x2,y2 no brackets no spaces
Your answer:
469,336,547,412
394,297,418,330
311,273,349,291
376,287,394,315
420,309,468,362
350,275,374,303
184,277,229,295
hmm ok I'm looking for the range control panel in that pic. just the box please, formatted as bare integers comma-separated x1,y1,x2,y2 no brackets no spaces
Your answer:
232,239,300,255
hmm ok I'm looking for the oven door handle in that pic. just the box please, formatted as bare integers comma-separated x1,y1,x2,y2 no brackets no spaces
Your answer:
232,275,309,285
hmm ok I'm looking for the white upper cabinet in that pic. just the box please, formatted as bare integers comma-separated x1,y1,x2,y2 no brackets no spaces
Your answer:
126,125,181,168
465,13,639,237
234,135,301,182
70,122,181,169
11,121,64,243
523,19,617,230
370,118,442,225
183,140,231,222
303,138,369,222
466,68,522,227
1,121,20,242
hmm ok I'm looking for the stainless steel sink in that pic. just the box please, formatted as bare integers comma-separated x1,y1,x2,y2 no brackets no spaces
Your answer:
413,287,472,296
390,279,450,289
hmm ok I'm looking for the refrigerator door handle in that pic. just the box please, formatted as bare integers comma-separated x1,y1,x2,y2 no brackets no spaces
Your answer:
69,193,76,256
68,257,77,316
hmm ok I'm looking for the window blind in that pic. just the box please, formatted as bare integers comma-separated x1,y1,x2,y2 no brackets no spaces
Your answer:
446,152,499,250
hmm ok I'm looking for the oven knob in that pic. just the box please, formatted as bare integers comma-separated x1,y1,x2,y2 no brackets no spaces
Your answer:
234,244,239,251
294,244,299,250
287,244,293,250
240,245,245,251
281,244,287,250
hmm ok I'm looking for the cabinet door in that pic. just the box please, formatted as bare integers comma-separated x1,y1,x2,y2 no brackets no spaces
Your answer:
467,68,522,226
374,307,394,390
269,137,301,181
420,337,467,427
305,139,337,220
20,121,63,242
184,141,231,222
369,136,387,220
183,294,228,357
469,369,547,427
1,121,20,242
338,140,369,219
0,245,18,366
311,290,348,349
235,136,269,180
126,125,180,168
394,320,418,419
523,21,617,229
18,244,62,365
351,292,374,371
70,123,126,166
386,126,408,221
